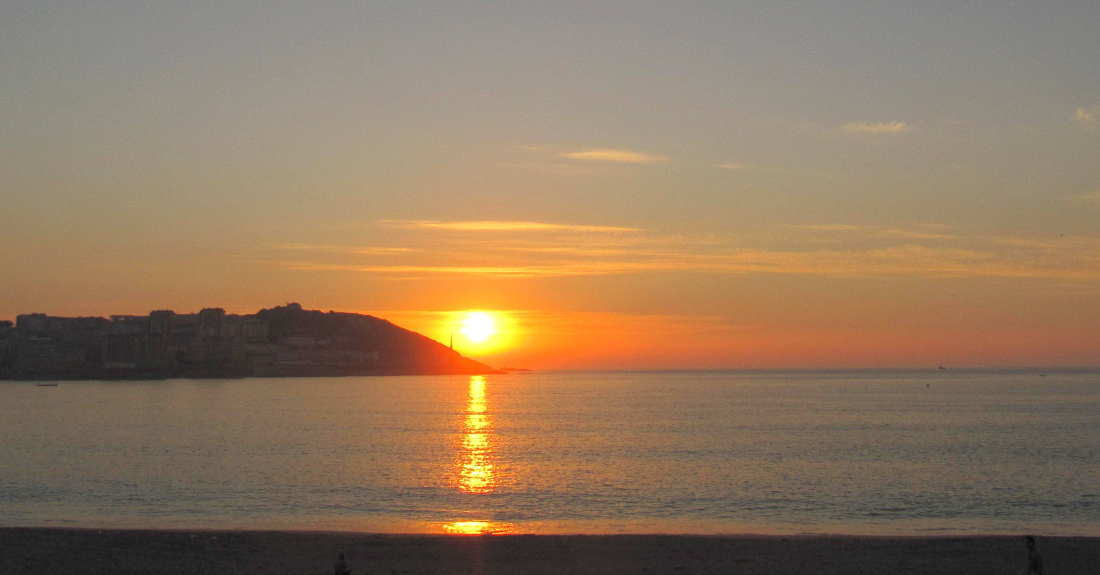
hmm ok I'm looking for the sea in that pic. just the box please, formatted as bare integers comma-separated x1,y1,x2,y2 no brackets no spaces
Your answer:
1,370,1098,535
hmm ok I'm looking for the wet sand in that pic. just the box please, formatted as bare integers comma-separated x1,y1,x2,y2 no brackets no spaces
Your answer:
1,528,1096,575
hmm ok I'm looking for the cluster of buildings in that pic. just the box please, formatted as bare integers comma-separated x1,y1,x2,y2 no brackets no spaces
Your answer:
0,304,389,379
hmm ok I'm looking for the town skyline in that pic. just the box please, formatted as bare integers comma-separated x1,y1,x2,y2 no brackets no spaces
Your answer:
0,303,493,379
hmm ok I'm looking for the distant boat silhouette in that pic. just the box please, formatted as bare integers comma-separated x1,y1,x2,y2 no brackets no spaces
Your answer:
938,365,946,370
35,383,58,387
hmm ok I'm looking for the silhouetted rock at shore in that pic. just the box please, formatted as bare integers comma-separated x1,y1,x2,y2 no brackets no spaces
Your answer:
0,303,496,380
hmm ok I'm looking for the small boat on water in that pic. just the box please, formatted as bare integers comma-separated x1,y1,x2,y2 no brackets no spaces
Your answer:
35,383,59,387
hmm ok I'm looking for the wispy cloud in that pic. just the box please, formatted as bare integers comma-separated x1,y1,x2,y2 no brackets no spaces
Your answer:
271,244,416,255
276,243,1100,281
793,224,957,240
792,224,864,232
1076,191,1100,206
717,163,797,175
560,149,669,164
1075,108,1098,130
381,220,640,233
281,263,571,278
270,220,1100,282
881,229,957,240
843,121,910,134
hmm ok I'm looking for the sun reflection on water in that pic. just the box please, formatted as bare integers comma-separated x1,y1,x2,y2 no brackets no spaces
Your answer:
441,520,515,535
442,376,516,534
457,376,494,494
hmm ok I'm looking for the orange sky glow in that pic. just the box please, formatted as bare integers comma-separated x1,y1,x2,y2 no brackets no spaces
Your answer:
2,3,1098,369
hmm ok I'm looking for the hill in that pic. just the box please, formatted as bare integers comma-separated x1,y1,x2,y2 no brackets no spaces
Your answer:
0,303,496,379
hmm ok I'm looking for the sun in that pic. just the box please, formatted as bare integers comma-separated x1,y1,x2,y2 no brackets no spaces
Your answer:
459,311,497,344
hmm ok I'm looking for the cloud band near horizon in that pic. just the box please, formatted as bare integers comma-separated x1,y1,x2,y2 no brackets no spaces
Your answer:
559,149,670,163
273,221,1100,282
380,220,640,233
843,121,910,133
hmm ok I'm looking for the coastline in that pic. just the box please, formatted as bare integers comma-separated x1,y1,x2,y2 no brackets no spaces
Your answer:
3,528,1097,575
0,365,501,381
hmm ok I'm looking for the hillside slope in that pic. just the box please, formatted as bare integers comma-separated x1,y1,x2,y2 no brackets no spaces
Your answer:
0,303,496,379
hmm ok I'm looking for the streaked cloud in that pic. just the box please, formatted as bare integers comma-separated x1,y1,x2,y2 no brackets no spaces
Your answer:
1075,108,1098,130
274,222,1100,281
792,224,864,232
271,244,416,255
559,149,670,164
793,224,957,240
1077,191,1100,206
281,263,568,278
718,163,794,175
277,243,1100,281
843,121,910,134
381,220,640,233
882,229,957,240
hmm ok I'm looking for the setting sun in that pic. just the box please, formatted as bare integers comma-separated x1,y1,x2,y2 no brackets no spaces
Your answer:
459,311,497,344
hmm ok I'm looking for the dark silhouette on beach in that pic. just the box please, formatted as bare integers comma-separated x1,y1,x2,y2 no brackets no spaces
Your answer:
1025,536,1043,575
335,552,351,575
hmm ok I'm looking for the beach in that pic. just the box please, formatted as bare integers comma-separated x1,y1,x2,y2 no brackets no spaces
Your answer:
2,528,1097,575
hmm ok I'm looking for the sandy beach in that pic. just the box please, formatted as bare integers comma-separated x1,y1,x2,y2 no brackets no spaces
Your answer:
2,528,1096,575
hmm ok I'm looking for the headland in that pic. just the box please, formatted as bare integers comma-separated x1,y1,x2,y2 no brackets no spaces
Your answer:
0,303,494,380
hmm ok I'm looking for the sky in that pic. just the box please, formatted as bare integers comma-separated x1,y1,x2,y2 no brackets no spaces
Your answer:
1,1,1098,369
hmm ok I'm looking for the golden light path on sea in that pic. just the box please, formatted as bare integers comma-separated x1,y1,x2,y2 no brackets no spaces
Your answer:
460,376,493,494
442,376,515,534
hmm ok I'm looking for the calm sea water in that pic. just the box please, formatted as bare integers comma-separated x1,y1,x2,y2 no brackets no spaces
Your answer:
1,371,1098,535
